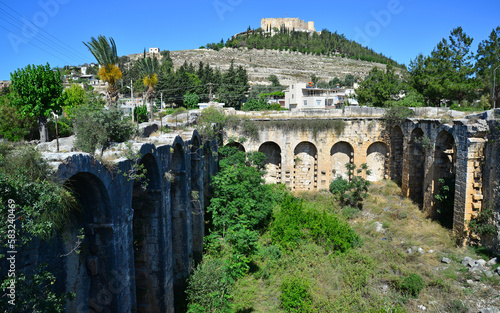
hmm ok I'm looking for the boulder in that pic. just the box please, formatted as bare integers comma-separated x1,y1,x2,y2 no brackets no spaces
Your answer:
441,257,451,264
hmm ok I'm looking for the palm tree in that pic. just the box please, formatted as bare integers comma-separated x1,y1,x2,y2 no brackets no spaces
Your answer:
136,53,159,121
83,35,122,106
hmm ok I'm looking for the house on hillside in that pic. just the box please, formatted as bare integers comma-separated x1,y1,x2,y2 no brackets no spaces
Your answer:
284,82,358,110
149,47,160,54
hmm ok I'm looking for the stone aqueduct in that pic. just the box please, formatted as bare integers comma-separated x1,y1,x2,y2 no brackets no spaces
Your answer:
9,108,500,313
33,131,218,313
224,109,500,252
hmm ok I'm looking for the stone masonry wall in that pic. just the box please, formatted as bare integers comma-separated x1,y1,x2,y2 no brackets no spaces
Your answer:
3,130,218,313
225,111,498,251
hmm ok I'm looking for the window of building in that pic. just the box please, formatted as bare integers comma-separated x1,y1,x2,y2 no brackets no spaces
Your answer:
303,100,307,106
316,100,321,106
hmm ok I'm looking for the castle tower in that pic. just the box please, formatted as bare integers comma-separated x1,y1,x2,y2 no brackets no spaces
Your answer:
308,21,315,32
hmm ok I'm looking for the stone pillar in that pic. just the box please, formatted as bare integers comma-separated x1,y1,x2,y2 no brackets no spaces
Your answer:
453,137,486,242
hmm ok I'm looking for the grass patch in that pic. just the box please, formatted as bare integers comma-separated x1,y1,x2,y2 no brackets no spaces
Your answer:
228,180,499,311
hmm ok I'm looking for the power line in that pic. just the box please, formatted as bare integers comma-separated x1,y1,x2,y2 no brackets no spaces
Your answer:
0,15,84,65
0,23,77,66
0,1,89,64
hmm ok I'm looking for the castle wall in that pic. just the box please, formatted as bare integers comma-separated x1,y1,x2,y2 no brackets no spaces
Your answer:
261,17,315,32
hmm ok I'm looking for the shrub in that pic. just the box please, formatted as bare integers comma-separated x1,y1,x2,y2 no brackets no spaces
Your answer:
133,104,149,123
186,258,232,312
271,194,360,253
72,106,135,154
342,206,360,220
280,276,312,312
383,106,415,129
48,116,73,139
330,163,371,209
468,205,496,236
397,273,425,298
307,210,360,253
270,194,308,249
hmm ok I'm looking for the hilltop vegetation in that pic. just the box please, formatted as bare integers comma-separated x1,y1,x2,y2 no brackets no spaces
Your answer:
204,27,399,67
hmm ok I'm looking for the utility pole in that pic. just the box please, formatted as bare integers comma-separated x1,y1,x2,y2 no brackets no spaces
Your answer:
209,82,213,102
161,92,163,109
494,65,500,109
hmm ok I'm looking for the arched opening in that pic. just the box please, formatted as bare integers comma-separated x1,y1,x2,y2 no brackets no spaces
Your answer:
391,125,404,185
132,153,163,312
225,141,245,153
190,137,204,265
258,141,282,184
293,142,318,191
170,143,190,311
63,172,117,313
408,128,426,206
432,130,456,228
330,141,354,180
367,142,389,181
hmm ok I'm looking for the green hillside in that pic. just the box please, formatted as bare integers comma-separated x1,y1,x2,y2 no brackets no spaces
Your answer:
205,28,400,66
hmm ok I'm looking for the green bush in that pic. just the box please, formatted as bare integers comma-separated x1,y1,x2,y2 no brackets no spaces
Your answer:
271,194,360,253
468,205,496,236
0,94,38,141
186,258,232,312
330,163,371,209
242,98,271,111
307,210,360,253
342,206,360,220
270,194,308,249
0,145,77,311
133,105,149,123
280,276,312,312
72,106,135,154
48,116,73,139
329,176,350,195
397,273,425,298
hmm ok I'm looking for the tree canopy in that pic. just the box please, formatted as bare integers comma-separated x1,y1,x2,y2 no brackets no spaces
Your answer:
10,63,63,142
356,65,402,107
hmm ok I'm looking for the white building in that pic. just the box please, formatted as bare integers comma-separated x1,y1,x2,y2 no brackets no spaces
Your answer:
149,47,160,54
284,83,358,110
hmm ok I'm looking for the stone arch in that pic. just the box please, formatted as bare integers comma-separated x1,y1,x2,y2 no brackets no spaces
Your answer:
366,142,389,181
293,141,318,191
225,141,245,153
390,125,404,185
258,141,282,184
431,130,456,227
190,135,204,264
170,142,190,308
63,172,117,312
133,153,164,312
330,141,354,180
408,127,426,206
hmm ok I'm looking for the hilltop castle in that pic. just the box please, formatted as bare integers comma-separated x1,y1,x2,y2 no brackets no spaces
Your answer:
261,17,316,33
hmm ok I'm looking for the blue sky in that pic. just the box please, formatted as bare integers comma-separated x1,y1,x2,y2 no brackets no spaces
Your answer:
1,0,499,80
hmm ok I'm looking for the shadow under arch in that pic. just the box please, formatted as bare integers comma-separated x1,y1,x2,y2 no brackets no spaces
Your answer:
431,130,456,228
132,152,165,312
190,135,204,265
170,142,190,312
63,172,117,313
408,127,426,207
390,125,404,185
258,141,282,184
